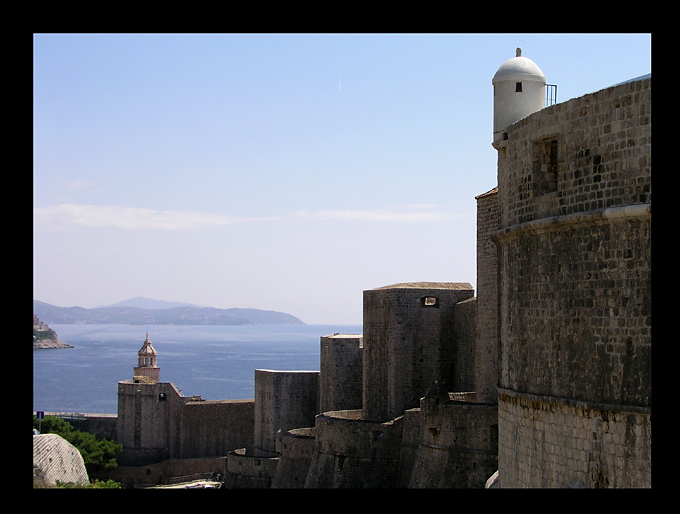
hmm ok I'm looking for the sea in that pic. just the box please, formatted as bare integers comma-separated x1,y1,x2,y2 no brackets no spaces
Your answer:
33,323,362,415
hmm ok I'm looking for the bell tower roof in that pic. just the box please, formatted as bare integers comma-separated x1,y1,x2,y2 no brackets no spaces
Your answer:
134,332,160,382
138,333,157,356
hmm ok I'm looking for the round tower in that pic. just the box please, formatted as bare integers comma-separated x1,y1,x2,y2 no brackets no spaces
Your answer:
492,48,546,144
133,333,160,382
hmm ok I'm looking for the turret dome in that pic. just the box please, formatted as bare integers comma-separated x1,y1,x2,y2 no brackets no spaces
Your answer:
492,48,545,85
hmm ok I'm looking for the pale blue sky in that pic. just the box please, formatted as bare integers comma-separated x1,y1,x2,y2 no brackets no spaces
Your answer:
33,33,651,324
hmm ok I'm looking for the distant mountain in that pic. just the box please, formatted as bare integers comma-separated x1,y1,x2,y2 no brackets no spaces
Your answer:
98,297,203,310
33,299,305,326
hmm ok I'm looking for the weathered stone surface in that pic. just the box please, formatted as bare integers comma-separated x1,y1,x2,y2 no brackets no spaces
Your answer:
33,434,89,487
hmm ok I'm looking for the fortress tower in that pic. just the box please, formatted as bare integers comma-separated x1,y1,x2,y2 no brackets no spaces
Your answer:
492,48,547,145
133,333,160,382
490,49,651,487
362,282,474,421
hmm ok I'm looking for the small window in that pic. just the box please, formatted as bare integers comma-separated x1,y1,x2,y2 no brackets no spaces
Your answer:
490,424,498,446
516,82,523,92
422,296,439,307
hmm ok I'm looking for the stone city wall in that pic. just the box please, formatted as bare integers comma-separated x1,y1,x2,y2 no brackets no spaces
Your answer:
362,283,475,421
179,399,254,459
304,409,404,488
409,398,498,488
319,334,363,412
496,217,651,406
272,427,316,488
475,189,499,403
110,457,227,489
116,381,185,465
254,369,319,455
117,380,254,466
494,77,652,488
497,388,651,488
225,447,279,488
496,77,651,228
33,434,90,487
452,296,476,392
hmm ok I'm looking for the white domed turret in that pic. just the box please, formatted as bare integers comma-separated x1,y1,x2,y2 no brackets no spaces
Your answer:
493,48,546,144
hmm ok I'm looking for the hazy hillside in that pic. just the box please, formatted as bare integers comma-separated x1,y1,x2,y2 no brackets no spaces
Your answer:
33,299,305,326
98,297,202,310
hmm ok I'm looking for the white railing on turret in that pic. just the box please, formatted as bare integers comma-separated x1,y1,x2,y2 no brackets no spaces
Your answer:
546,84,558,106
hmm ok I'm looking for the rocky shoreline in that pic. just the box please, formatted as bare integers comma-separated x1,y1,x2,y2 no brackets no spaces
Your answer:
33,338,73,349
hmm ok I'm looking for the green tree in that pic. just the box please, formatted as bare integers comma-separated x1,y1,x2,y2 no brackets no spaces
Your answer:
89,479,122,489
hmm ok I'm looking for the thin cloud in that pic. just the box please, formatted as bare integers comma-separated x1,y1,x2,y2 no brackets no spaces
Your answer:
294,206,469,223
34,204,279,230
34,203,472,231
68,180,97,189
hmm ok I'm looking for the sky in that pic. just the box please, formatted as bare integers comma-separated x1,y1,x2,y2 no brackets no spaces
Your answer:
33,33,652,325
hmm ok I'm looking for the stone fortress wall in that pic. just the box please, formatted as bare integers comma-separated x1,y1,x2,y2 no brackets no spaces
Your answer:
108,281,501,488
116,380,254,467
84,54,650,489
362,282,475,421
492,75,651,488
319,334,363,412
253,369,319,456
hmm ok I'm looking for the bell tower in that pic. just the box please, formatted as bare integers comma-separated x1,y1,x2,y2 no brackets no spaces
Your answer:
133,333,160,382
492,48,547,145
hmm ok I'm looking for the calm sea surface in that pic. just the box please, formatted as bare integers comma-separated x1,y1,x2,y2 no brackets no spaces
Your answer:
33,323,362,415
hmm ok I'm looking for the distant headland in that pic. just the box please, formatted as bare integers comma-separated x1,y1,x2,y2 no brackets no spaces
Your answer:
33,298,305,326
33,315,73,349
